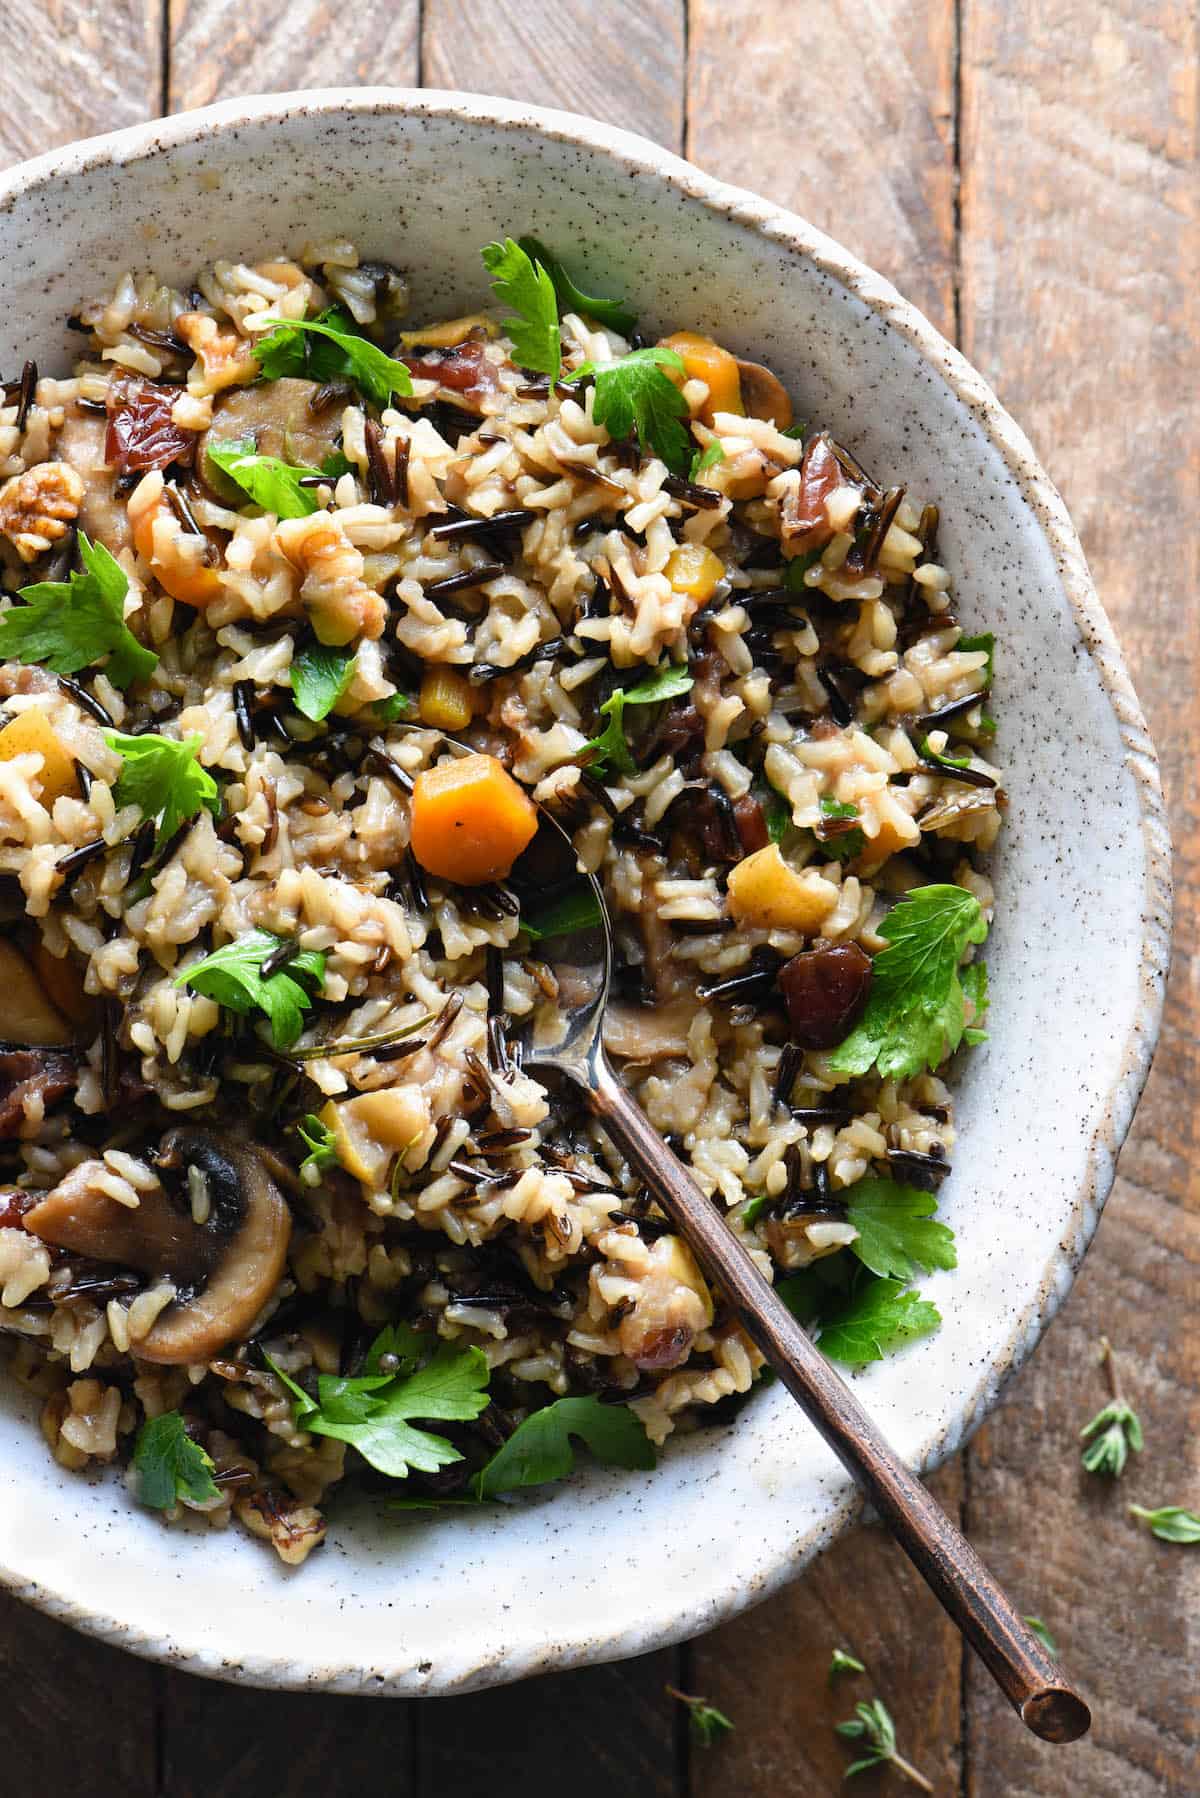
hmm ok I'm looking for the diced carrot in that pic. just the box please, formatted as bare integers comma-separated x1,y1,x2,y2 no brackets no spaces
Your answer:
0,708,77,805
409,752,537,886
658,331,744,423
132,489,221,607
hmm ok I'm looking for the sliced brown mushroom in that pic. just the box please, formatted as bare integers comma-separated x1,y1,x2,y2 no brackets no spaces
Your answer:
198,377,345,501
24,1127,291,1364
0,939,73,1045
735,358,794,430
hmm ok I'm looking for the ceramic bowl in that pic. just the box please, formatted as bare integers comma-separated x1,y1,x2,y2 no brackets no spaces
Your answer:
0,89,1170,1694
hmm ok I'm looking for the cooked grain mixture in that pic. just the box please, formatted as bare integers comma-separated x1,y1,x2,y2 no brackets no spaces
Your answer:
0,238,1000,1560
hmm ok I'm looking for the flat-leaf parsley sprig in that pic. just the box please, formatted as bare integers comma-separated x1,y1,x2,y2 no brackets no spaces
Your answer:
104,729,221,852
1079,1336,1143,1478
481,238,561,380
568,345,692,474
130,1411,220,1511
175,928,327,1051
0,531,157,688
253,308,413,408
829,884,989,1081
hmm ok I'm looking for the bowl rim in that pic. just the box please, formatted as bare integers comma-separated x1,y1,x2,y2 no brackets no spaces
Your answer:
0,85,1172,1694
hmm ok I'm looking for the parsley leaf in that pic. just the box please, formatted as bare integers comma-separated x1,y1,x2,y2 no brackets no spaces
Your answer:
204,437,322,519
666,1687,734,1749
582,663,694,776
828,884,988,1081
690,441,725,481
958,631,995,686
960,959,989,1046
253,309,413,408
104,729,220,851
0,531,157,688
784,545,824,589
830,1648,867,1679
1080,1399,1143,1477
1024,1617,1058,1656
517,236,637,336
270,1329,490,1480
843,1178,957,1283
174,927,326,1050
1129,1504,1200,1544
916,732,973,773
572,346,691,474
481,238,561,379
474,1395,654,1499
290,641,356,721
131,1411,220,1511
521,884,604,942
296,1112,338,1179
371,692,413,724
754,780,789,844
815,1275,942,1367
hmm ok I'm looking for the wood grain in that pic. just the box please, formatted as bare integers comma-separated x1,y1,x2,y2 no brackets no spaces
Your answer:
415,1652,680,1797
167,0,418,112
421,0,685,149
959,0,1200,1791
687,0,957,334
0,1,161,166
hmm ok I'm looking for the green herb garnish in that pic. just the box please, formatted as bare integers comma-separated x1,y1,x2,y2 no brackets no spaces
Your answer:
782,1270,942,1368
269,1325,489,1480
818,795,866,862
957,631,995,686
521,885,604,942
371,692,413,724
131,1411,220,1511
829,1648,867,1679
290,641,356,721
571,346,691,474
843,1178,957,1284
1128,1504,1200,1544
296,1112,338,1179
828,885,989,1081
104,729,220,852
836,1697,932,1790
1080,1337,1143,1478
474,1394,654,1499
174,928,326,1050
481,238,561,380
253,308,413,408
959,960,989,1046
516,236,637,336
582,662,694,776
690,441,726,481
666,1686,735,1749
0,531,157,688
204,437,323,519
1024,1617,1058,1656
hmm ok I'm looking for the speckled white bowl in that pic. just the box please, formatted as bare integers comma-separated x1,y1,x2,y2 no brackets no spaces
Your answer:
0,90,1171,1694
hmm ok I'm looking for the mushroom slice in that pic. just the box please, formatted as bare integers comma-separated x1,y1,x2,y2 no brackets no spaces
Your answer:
735,358,794,430
24,1128,291,1365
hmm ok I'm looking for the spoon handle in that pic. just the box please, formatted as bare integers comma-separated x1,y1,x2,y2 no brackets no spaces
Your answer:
584,1050,1090,1745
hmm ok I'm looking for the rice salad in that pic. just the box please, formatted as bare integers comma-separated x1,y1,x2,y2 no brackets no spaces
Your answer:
0,238,1001,1562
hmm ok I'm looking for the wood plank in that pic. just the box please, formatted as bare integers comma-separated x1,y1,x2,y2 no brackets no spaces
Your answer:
687,0,958,335
415,1652,680,1797
160,1670,415,1798
689,1464,964,1794
0,1,161,166
0,1599,158,1795
421,0,685,149
959,0,1200,1791
167,0,419,112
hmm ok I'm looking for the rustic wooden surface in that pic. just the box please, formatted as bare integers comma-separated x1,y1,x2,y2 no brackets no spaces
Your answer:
0,4,1195,1793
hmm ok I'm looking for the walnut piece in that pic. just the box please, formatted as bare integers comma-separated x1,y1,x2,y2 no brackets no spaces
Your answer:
0,461,84,563
274,514,387,644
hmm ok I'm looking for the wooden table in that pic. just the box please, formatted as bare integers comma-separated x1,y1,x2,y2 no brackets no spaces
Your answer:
1,5,1194,1793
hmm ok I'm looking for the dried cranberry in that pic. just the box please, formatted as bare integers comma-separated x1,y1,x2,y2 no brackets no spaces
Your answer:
0,1187,37,1230
402,341,499,411
778,942,873,1050
105,375,195,474
633,1326,693,1372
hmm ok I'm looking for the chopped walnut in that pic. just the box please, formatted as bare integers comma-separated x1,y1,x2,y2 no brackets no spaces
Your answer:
593,1229,714,1372
41,1377,121,1469
176,311,258,398
0,460,84,562
274,514,386,644
235,1485,327,1565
